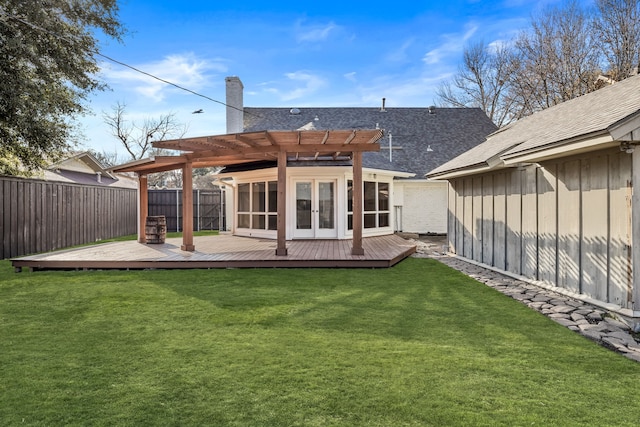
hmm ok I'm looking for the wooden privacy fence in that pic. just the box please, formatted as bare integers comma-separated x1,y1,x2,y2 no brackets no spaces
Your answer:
148,188,225,233
1,176,137,259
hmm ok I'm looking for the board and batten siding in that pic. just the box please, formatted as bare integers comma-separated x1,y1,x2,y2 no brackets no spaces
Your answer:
446,148,635,311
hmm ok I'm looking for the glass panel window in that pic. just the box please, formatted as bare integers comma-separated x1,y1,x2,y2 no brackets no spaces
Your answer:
378,213,389,228
364,181,376,211
237,181,276,230
364,213,377,228
238,213,250,229
346,180,391,231
268,181,278,213
296,182,312,230
252,214,265,230
268,215,278,230
318,182,335,229
378,182,389,211
252,182,265,213
238,183,250,213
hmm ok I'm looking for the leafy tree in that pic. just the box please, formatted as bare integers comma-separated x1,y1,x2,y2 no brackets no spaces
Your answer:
0,0,124,174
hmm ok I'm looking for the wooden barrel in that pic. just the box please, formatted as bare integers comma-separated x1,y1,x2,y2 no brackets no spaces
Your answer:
145,215,167,244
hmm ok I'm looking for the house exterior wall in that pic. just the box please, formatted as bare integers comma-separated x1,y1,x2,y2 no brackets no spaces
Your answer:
220,166,397,240
447,147,637,320
394,180,447,234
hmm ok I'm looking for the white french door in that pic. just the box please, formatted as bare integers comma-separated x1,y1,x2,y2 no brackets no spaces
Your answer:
293,179,337,238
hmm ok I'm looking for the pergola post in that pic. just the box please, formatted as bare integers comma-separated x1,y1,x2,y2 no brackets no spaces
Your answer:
138,174,148,243
352,152,364,255
181,162,195,251
276,149,288,255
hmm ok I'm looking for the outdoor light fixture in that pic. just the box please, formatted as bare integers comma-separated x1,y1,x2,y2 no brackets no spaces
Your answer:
620,142,635,154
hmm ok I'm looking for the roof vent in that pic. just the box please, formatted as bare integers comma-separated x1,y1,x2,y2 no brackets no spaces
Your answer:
290,108,301,115
380,98,387,112
428,105,436,114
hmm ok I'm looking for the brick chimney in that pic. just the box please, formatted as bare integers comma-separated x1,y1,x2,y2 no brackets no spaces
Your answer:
225,76,244,133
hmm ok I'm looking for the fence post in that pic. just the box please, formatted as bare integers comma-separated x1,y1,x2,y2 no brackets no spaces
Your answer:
176,189,180,232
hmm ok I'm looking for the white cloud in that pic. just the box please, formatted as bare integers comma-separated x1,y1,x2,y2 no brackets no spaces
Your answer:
261,71,327,104
294,20,340,43
343,72,357,82
263,71,328,102
423,24,478,65
353,72,454,107
101,53,227,102
386,38,415,63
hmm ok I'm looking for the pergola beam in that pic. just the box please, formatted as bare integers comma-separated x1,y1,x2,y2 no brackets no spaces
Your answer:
183,143,379,159
264,130,278,146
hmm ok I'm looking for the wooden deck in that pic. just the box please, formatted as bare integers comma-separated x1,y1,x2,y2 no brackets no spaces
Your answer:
11,234,416,271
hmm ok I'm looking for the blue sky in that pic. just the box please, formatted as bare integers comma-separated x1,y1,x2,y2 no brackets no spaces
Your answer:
80,0,582,155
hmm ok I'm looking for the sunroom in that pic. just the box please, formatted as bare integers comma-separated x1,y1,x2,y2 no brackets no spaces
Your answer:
218,165,412,241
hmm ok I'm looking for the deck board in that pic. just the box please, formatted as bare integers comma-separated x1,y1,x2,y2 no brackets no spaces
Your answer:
11,234,416,271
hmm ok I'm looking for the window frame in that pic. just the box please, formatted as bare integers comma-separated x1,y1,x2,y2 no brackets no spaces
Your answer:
346,179,391,230
237,180,278,230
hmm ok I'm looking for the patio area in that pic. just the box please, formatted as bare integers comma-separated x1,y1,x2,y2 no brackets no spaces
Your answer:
11,233,417,271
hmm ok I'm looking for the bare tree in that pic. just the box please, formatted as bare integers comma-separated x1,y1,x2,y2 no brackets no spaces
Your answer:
436,40,517,127
103,101,202,189
509,1,601,116
103,101,187,160
593,0,640,81
87,149,119,168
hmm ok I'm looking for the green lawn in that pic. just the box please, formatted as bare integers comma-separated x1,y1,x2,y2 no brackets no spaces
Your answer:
1,257,639,426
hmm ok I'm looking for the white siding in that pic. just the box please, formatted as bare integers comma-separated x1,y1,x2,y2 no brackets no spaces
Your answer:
395,180,448,234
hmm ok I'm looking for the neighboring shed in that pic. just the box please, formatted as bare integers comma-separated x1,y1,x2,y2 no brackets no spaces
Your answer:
428,74,640,329
227,77,497,234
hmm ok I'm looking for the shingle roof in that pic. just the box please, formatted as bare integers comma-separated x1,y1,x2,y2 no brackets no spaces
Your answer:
243,107,497,177
428,74,640,177
42,169,138,188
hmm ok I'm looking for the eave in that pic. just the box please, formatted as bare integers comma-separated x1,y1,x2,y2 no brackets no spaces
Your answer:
500,132,618,166
427,163,495,180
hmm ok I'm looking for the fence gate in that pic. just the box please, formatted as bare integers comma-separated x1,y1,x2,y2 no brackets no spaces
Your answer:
148,188,225,232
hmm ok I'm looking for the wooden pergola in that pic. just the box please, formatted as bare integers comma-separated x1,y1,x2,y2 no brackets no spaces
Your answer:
111,129,383,256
